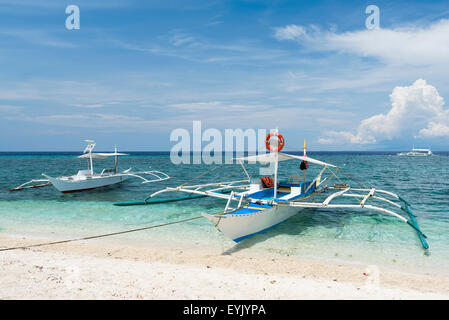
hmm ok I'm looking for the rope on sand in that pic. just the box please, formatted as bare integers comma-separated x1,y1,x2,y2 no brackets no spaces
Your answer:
0,216,202,252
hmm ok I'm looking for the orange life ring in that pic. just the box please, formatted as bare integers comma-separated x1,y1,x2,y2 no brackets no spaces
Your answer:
261,176,274,188
265,132,285,152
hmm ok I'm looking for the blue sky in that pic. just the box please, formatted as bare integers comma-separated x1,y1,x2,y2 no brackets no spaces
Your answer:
1,0,449,151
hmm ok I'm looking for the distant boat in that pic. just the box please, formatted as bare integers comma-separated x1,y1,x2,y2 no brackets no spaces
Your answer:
397,146,433,156
9,140,170,193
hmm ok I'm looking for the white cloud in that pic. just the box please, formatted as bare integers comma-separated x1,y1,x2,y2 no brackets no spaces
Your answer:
275,19,449,67
319,79,449,144
169,101,270,113
0,30,77,48
0,105,21,113
419,119,449,138
0,0,128,8
169,34,196,47
274,24,306,40
324,20,449,66
12,113,164,131
70,103,105,108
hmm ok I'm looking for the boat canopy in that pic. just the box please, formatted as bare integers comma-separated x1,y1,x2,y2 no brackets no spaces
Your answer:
77,152,129,159
234,152,337,168
412,148,431,152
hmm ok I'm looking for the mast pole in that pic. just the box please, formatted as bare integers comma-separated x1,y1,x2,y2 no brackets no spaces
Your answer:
83,140,95,175
114,145,118,173
303,139,306,183
89,149,93,175
273,128,279,199
274,151,279,199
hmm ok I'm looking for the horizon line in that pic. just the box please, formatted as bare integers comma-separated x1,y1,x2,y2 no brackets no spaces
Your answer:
1,150,448,153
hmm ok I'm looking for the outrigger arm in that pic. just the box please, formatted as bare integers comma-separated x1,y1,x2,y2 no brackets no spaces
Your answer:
148,179,250,200
8,179,51,191
286,186,429,249
117,170,170,184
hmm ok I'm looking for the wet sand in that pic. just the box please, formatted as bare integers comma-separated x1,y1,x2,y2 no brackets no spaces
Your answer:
1,235,448,300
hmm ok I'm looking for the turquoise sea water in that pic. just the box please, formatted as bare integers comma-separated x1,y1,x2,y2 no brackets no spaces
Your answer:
1,152,449,275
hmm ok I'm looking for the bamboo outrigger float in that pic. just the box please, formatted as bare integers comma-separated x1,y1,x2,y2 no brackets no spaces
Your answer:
115,132,429,250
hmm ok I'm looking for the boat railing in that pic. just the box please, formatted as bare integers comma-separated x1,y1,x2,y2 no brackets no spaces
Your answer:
77,170,92,176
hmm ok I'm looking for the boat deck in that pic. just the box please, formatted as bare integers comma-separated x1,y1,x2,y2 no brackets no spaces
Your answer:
227,203,272,215
246,181,316,202
227,181,317,215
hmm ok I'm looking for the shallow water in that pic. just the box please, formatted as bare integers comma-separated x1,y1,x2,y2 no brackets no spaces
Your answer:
1,152,448,275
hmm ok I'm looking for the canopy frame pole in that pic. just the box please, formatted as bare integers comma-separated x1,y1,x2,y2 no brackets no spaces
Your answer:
303,139,307,183
89,152,93,175
114,145,118,173
273,151,279,199
237,194,244,208
224,191,235,213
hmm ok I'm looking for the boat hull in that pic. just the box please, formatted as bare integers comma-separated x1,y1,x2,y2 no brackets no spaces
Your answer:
202,204,300,242
398,153,432,156
46,175,128,193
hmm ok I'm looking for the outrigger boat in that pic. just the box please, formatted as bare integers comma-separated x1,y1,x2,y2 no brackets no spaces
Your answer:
115,132,429,250
9,140,170,193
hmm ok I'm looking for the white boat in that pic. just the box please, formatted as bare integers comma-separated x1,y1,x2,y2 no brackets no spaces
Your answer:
145,132,429,249
9,140,170,193
398,146,432,156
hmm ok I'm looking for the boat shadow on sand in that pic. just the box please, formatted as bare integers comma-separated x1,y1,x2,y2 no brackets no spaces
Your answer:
221,208,351,255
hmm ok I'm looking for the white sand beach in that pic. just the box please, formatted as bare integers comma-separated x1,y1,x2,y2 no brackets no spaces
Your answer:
1,235,448,300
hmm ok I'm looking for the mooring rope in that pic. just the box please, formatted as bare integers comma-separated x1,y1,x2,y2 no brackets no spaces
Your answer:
0,216,202,252
178,164,224,188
